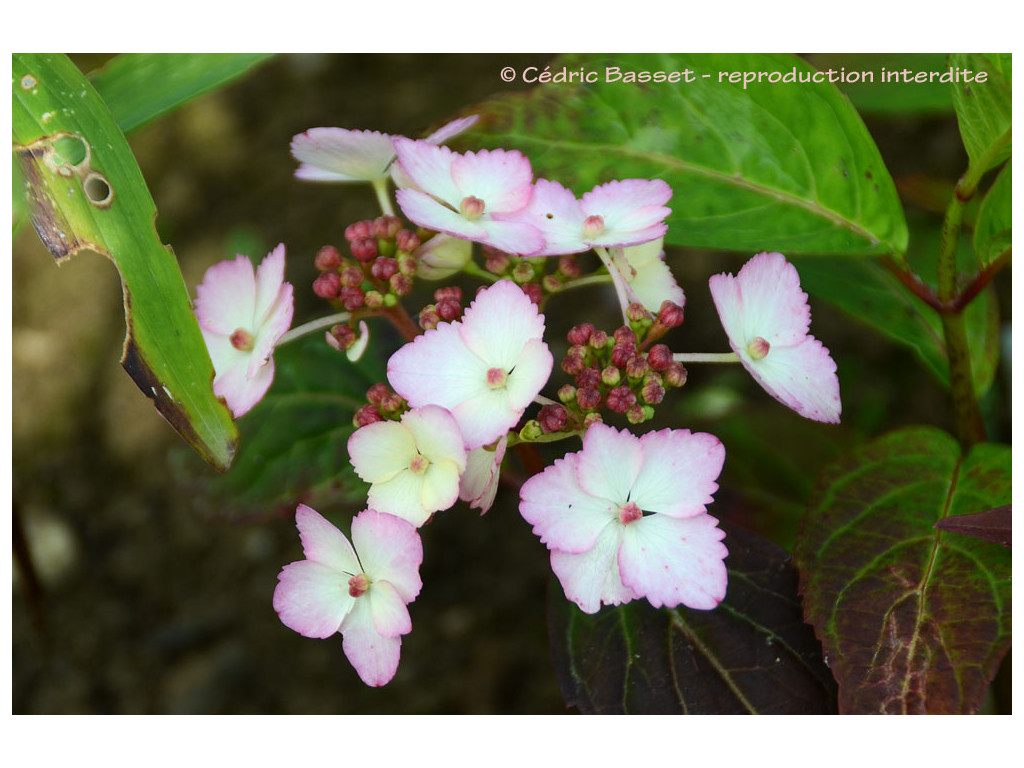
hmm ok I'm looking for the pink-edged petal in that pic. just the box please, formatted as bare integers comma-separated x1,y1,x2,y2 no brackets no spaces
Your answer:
401,405,467,472
475,218,546,257
575,423,644,504
351,510,423,603
248,282,294,380
201,331,247,382
450,148,534,213
290,128,395,183
393,137,462,206
387,321,492,409
366,579,413,638
460,435,507,513
550,523,633,614
365,470,431,527
212,352,274,418
295,504,360,573
618,513,728,610
274,559,355,639
396,187,491,242
424,114,479,145
194,254,257,335
582,179,672,247
340,596,403,686
707,269,747,349
500,178,587,257
519,453,618,553
504,338,555,412
727,251,811,345
252,244,287,325
630,429,724,518
450,388,519,450
744,337,842,423
458,280,546,368
348,420,418,484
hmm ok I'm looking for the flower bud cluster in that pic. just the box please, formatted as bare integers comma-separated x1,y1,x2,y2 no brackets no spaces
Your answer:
417,286,464,331
353,382,409,427
558,320,687,426
483,247,584,307
313,216,422,315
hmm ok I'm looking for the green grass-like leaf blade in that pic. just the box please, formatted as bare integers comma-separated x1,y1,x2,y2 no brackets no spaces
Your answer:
464,52,907,256
794,426,1011,714
12,53,237,470
89,53,274,133
950,53,1012,173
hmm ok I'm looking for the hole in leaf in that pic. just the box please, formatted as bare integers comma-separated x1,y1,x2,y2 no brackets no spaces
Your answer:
52,134,88,168
83,172,113,207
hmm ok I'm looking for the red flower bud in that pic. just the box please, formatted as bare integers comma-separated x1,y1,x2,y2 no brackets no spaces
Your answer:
345,220,373,242
538,404,568,433
351,236,378,262
312,271,341,299
567,323,594,346
314,245,342,271
657,300,685,328
576,386,602,411
647,344,673,371
606,386,637,414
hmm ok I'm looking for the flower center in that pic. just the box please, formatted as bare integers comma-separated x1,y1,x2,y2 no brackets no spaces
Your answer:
582,214,605,240
746,336,771,360
230,327,255,351
618,501,643,525
409,454,430,475
459,195,486,219
486,367,508,389
348,573,369,598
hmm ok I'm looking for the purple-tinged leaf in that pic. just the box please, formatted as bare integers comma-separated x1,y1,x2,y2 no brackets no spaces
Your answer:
934,506,1011,547
795,426,1011,714
548,521,837,714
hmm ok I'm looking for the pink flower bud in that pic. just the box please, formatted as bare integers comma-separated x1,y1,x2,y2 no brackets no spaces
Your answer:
626,302,650,324
390,273,413,297
625,354,649,380
366,383,391,405
314,245,342,271
373,215,402,240
557,384,577,404
398,255,417,277
600,365,621,387
434,286,462,302
511,262,535,283
658,300,685,328
542,274,562,294
561,346,587,376
626,404,648,425
521,283,543,305
485,249,511,275
606,386,636,414
396,229,421,253
340,285,366,311
582,214,605,239
589,330,609,350
611,344,634,368
576,367,601,390
641,379,665,405
459,195,486,219
576,386,602,411
435,297,462,322
326,323,355,351
313,271,341,300
364,290,385,308
371,257,399,282
613,326,637,347
663,362,688,388
353,403,384,427
647,344,673,371
344,220,373,242
351,237,378,262
340,265,364,288
557,255,582,279
538,403,568,433
567,323,594,346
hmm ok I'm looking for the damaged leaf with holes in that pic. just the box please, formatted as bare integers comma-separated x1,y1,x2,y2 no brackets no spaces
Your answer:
12,52,237,471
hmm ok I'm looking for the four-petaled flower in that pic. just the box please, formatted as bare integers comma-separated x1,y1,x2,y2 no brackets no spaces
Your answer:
393,138,544,256
520,422,728,614
387,280,554,450
274,505,423,687
348,405,468,527
708,251,841,423
193,244,294,418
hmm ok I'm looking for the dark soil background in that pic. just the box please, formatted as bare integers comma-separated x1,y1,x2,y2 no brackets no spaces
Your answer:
12,53,1011,714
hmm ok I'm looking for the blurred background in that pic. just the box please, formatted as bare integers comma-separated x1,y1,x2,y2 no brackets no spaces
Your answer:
12,53,1011,713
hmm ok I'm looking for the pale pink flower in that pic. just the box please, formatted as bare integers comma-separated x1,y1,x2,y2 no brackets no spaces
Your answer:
708,251,841,423
274,505,422,687
348,405,468,527
605,237,685,315
520,422,728,614
515,178,672,257
387,280,553,450
393,138,544,256
193,244,294,418
459,435,507,514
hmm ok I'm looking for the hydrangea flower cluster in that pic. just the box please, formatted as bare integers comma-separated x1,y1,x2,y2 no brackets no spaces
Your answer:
193,116,843,687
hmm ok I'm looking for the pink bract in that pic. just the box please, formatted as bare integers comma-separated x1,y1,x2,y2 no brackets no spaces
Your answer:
387,280,553,450
519,422,728,614
273,505,423,687
709,251,841,423
393,138,544,256
193,244,294,418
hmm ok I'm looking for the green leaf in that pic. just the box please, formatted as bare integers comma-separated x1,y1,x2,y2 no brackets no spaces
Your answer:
88,53,274,134
794,426,1011,714
464,52,907,256
974,160,1011,268
950,53,1012,173
549,521,838,714
791,253,999,396
13,53,237,471
195,334,380,516
805,53,954,115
